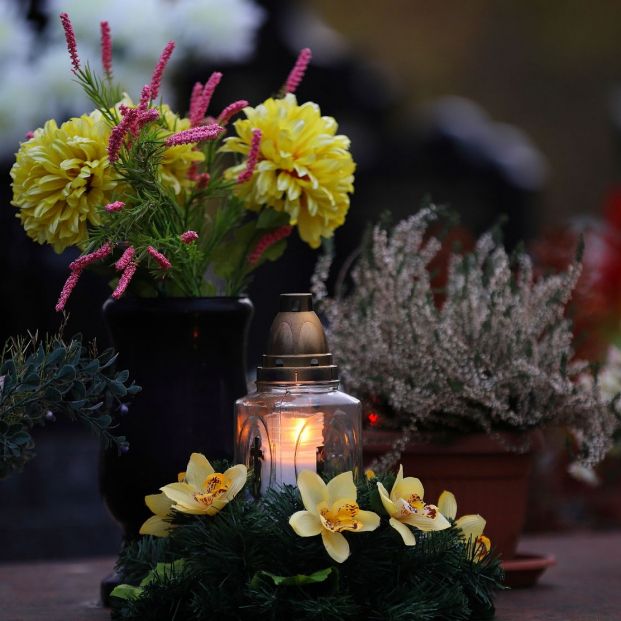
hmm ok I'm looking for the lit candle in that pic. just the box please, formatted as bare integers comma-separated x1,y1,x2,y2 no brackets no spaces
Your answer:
266,412,324,487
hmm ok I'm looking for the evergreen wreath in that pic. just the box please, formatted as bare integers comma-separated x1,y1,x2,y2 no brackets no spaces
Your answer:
111,462,503,621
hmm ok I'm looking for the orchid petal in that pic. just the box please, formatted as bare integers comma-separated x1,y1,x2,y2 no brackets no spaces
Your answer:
456,514,486,540
289,510,322,537
326,471,357,504
377,482,397,517
224,464,248,499
392,476,424,505
356,509,381,532
160,482,203,510
297,470,327,515
145,492,173,516
185,452,215,489
389,517,417,546
401,507,451,532
321,529,350,563
139,515,172,537
437,491,457,520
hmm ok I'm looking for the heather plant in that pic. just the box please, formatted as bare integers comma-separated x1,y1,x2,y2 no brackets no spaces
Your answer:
312,207,619,469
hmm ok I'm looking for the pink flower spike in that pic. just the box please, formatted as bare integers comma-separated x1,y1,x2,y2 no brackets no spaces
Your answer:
190,72,222,126
105,200,125,213
100,21,112,78
149,40,175,101
69,242,113,271
112,262,138,299
138,85,151,112
108,109,138,162
188,82,203,123
147,246,172,270
285,48,312,94
180,230,199,244
165,124,224,147
217,100,249,125
237,129,262,183
55,269,82,312
59,12,80,73
248,225,293,266
195,172,210,189
136,107,160,130
115,246,136,271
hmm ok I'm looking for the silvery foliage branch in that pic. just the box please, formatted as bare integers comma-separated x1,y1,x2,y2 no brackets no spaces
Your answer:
312,207,618,469
0,331,140,478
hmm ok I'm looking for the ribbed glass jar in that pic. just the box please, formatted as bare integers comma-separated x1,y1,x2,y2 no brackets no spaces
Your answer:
235,381,361,496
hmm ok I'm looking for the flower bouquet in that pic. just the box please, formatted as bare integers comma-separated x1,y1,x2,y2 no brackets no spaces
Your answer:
110,453,503,621
10,13,356,306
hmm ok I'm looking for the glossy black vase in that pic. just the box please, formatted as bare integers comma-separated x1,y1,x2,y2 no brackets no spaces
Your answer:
100,296,253,539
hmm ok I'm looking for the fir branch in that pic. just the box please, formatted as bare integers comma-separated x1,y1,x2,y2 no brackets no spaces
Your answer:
111,475,503,621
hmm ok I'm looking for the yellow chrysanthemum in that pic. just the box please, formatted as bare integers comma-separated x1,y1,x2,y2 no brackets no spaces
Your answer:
221,93,355,249
11,102,203,253
10,111,116,252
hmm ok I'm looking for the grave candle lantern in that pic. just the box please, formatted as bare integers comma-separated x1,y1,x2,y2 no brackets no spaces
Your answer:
235,293,362,496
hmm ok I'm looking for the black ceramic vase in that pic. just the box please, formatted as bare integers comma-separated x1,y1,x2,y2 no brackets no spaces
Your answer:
99,296,253,539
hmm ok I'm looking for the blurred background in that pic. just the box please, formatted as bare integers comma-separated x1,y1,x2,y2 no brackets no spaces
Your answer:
2,0,621,560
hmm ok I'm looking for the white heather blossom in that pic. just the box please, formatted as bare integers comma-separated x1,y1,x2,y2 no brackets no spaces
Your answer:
47,0,264,63
169,0,265,62
48,0,171,62
0,63,41,155
0,0,263,156
0,1,32,64
313,208,619,469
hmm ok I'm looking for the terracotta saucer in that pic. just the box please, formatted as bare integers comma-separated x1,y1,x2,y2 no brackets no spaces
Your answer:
501,553,556,588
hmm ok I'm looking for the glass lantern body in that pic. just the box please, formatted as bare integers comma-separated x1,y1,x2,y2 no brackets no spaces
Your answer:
235,381,362,495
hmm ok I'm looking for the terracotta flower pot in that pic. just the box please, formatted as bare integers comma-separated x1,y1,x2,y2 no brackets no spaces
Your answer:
363,430,535,560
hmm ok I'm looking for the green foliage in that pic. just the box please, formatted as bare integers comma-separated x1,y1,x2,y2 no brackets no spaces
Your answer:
112,474,503,621
0,331,140,478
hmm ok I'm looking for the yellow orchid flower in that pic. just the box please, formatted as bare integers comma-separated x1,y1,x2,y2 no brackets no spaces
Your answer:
159,453,247,516
377,465,450,546
139,492,175,537
438,491,491,561
289,470,380,563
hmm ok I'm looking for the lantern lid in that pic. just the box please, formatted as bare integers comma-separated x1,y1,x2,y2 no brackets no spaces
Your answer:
257,293,339,384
